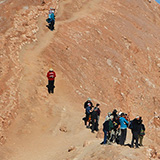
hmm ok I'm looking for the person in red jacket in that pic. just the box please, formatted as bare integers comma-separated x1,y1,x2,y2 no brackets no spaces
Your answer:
47,68,56,93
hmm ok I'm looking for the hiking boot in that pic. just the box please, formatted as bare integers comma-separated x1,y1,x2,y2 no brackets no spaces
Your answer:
100,142,104,145
86,125,90,128
101,142,107,145
130,145,134,148
135,146,140,149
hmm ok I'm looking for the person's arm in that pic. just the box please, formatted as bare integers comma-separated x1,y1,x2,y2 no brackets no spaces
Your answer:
54,72,56,78
124,118,129,124
143,124,145,131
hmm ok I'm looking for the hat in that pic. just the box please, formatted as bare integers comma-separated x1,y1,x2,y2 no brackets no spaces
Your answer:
118,112,122,116
113,109,117,113
121,113,125,117
87,98,91,101
136,115,140,119
108,112,111,116
49,68,53,71
105,116,110,121
110,115,114,119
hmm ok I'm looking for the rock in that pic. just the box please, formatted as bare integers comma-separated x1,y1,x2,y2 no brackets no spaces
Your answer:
68,146,76,152
59,126,67,132
83,140,89,147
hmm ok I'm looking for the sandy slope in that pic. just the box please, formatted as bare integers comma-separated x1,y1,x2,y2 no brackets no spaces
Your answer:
0,1,103,159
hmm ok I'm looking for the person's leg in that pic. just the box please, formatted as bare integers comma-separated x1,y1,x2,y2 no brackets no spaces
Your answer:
49,80,54,93
135,133,139,148
123,129,127,144
52,20,55,30
50,20,54,30
48,80,51,93
85,114,89,126
52,80,55,93
91,121,95,132
139,135,143,146
120,129,125,145
111,130,116,142
103,130,107,144
51,85,54,93
131,132,135,148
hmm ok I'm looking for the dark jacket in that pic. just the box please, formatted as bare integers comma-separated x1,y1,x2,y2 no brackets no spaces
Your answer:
109,120,114,131
96,108,101,116
111,112,118,121
103,120,109,131
91,110,98,120
103,119,114,131
131,119,142,133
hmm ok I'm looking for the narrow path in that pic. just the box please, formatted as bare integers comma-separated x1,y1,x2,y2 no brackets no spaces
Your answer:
1,0,104,160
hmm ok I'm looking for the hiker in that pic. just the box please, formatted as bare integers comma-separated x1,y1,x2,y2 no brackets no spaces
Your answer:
105,112,111,121
138,118,145,146
112,109,118,121
101,117,110,145
85,104,92,128
108,115,114,144
95,104,101,124
130,116,142,148
84,98,93,109
101,115,114,145
119,113,129,145
124,113,130,121
91,107,98,133
111,115,120,143
47,68,56,94
46,8,55,31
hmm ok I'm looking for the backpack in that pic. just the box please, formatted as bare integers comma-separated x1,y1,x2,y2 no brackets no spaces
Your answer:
140,129,145,136
128,120,133,129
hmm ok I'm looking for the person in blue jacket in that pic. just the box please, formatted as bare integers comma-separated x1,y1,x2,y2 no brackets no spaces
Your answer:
46,9,55,31
119,113,129,145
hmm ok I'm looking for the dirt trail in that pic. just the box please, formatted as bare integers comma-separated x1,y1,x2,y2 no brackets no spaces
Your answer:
0,0,104,160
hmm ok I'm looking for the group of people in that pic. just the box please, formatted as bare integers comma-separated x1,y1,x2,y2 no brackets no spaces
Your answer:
84,98,101,133
83,99,146,149
102,110,145,148
46,7,55,31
